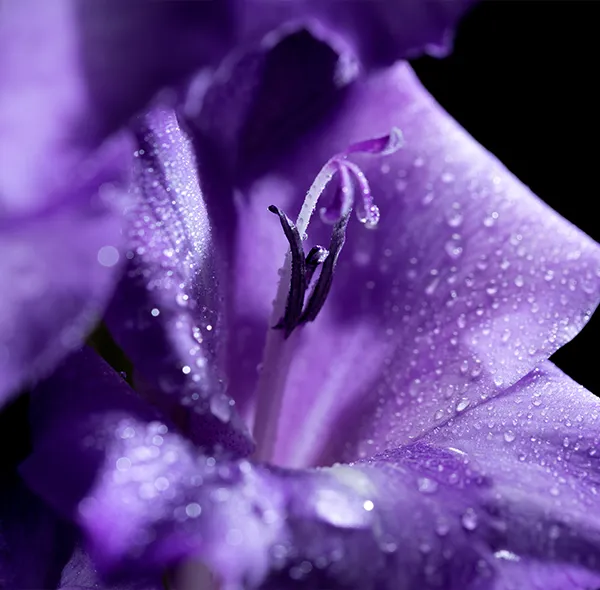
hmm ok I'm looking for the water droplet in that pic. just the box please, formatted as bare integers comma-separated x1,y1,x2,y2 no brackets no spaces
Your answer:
445,235,463,259
116,457,131,471
446,209,463,228
483,212,498,227
461,508,478,531
176,293,189,307
151,308,160,317
456,398,470,413
97,245,120,267
120,426,135,440
185,502,202,518
422,192,434,206
503,430,516,443
494,549,520,562
363,500,374,511
425,276,440,296
360,204,380,229
417,478,439,494
514,275,524,288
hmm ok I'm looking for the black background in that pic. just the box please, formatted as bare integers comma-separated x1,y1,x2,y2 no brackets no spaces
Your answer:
411,0,599,394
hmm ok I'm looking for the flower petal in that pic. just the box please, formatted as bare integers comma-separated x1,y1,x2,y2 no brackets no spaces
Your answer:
226,62,600,466
238,0,479,66
0,0,233,216
22,351,600,588
75,0,234,138
20,347,273,582
104,107,253,456
0,136,130,405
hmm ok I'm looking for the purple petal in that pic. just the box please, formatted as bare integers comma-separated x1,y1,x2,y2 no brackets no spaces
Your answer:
0,0,233,217
237,0,479,66
0,136,130,405
0,0,238,401
75,0,235,138
104,107,252,456
226,62,600,466
1,0,234,405
22,349,600,588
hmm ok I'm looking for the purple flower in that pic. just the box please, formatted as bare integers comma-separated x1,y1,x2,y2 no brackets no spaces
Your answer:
2,2,600,589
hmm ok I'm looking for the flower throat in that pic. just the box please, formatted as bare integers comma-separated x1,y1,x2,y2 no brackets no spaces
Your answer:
252,128,403,462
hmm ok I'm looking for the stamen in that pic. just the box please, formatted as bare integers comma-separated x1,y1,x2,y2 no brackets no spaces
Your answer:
305,245,329,285
252,128,402,463
268,205,307,337
299,211,350,324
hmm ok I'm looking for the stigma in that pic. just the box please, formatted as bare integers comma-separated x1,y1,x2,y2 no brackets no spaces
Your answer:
269,128,402,337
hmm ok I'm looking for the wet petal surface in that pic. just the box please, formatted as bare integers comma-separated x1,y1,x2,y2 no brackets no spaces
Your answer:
22,352,600,589
224,62,600,466
105,108,252,457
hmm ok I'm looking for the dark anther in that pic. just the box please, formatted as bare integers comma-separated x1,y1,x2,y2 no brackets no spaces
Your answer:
299,211,350,325
269,206,349,338
305,245,329,285
268,205,308,337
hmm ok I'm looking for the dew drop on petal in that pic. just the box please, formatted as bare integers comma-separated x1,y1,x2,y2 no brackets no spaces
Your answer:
435,520,450,536
445,235,463,259
417,477,438,494
116,457,131,471
461,508,478,531
446,209,463,228
97,245,120,267
185,502,202,518
503,430,516,443
456,398,470,413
